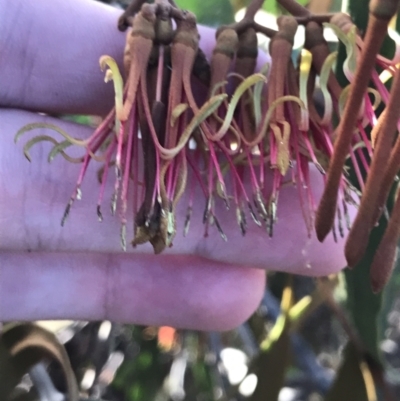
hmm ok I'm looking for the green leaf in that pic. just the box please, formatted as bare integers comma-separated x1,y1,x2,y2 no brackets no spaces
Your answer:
344,222,385,361
251,281,293,401
262,0,278,15
249,321,291,401
175,0,234,26
397,8,400,33
324,342,373,401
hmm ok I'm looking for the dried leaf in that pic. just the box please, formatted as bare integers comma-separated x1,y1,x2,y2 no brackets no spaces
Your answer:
0,323,79,401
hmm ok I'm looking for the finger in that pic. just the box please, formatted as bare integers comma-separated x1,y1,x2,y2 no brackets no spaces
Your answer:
0,0,125,115
0,251,265,330
1,109,352,276
0,0,269,115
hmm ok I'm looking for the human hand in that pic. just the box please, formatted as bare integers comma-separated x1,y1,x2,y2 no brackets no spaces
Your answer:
0,0,350,330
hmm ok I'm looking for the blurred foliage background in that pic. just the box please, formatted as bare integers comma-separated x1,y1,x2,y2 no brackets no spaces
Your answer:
3,0,400,400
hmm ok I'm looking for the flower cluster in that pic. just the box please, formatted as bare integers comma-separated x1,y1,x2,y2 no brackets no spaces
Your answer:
16,0,400,291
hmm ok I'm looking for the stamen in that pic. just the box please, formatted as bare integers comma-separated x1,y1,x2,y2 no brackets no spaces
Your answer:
61,201,73,227
97,205,103,222
120,223,127,251
203,196,212,225
248,200,261,226
183,206,192,237
97,141,117,222
236,205,247,236
254,188,268,222
213,214,228,241
110,191,118,215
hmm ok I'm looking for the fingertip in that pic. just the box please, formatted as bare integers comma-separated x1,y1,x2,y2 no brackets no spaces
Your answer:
106,254,266,330
0,0,125,115
0,252,265,330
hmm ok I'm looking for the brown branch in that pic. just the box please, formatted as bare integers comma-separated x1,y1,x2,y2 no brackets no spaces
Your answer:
253,22,277,38
276,0,310,17
295,13,336,25
315,13,394,242
345,68,400,267
244,0,265,20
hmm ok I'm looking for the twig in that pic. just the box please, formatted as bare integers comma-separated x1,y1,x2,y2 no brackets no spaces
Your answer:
277,0,310,16
315,5,398,242
244,0,265,20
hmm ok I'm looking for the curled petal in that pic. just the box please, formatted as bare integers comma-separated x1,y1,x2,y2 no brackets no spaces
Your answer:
48,140,83,163
22,135,59,162
319,51,338,126
99,55,124,123
15,123,89,146
22,135,82,164
367,87,382,110
325,23,357,81
271,122,291,175
158,94,228,159
210,80,228,97
252,96,305,149
213,73,266,141
171,103,189,127
338,85,361,118
209,112,242,154
379,64,399,84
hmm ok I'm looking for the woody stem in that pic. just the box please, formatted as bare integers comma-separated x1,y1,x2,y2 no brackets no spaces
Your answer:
253,22,277,38
345,67,400,267
315,13,393,243
276,0,310,16
295,14,336,24
244,0,265,20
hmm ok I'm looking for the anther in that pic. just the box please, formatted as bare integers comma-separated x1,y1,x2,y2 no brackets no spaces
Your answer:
97,205,103,222
248,201,262,227
110,192,118,215
214,215,228,241
61,202,72,227
183,206,192,237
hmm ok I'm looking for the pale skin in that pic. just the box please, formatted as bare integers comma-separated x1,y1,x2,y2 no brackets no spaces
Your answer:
0,0,351,330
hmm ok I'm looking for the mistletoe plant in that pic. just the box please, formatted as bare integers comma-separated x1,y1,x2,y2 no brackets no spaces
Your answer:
15,0,400,293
